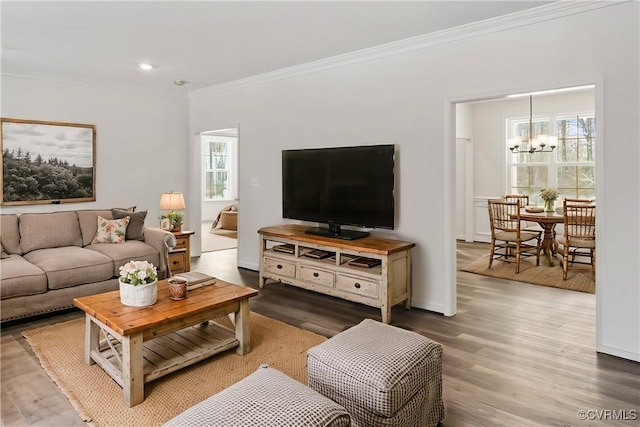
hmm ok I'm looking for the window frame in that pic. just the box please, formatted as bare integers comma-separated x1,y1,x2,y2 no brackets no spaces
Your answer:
202,135,237,202
506,111,595,205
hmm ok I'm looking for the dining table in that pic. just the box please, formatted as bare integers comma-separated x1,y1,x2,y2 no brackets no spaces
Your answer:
514,210,564,267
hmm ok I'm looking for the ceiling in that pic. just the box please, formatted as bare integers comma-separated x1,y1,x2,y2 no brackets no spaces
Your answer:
1,1,554,94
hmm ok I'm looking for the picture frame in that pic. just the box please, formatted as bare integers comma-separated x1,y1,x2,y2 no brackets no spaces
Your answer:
1,117,96,206
160,218,171,231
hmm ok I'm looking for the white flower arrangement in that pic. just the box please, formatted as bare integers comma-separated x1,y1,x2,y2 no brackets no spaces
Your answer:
540,188,559,202
119,260,158,285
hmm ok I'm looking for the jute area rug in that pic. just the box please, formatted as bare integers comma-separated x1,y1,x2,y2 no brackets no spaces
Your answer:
23,312,326,427
462,254,595,294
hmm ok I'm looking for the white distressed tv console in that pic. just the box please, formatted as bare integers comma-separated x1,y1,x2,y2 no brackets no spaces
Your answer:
258,225,415,324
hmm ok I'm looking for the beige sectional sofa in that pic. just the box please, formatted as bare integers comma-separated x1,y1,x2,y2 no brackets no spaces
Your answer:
0,209,177,322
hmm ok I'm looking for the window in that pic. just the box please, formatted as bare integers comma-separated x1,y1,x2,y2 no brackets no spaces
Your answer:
507,113,595,205
556,116,596,199
202,134,237,201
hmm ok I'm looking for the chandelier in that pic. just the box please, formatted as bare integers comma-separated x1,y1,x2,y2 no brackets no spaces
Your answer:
508,95,557,154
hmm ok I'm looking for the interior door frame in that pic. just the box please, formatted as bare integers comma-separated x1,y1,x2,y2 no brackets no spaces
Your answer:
443,78,603,352
189,124,240,259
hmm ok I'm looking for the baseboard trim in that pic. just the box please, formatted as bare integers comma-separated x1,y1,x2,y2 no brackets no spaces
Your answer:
238,261,259,272
597,345,640,363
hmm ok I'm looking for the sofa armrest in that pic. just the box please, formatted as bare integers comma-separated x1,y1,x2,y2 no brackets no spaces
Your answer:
144,227,177,279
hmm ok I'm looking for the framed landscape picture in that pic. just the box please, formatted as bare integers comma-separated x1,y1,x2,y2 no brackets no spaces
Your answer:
1,118,96,205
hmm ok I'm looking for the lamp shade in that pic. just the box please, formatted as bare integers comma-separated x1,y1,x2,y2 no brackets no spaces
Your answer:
159,192,186,210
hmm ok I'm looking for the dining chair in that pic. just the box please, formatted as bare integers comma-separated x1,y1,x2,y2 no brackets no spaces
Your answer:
562,197,595,205
558,199,596,280
488,199,541,273
504,194,543,234
504,194,529,207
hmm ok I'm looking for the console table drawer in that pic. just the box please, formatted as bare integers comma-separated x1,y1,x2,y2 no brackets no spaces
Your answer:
264,257,296,278
336,274,379,299
299,265,334,288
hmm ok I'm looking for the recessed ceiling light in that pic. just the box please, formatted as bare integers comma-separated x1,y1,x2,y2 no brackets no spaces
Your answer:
138,63,154,70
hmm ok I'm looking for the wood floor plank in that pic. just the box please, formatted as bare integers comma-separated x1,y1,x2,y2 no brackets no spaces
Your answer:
1,243,638,426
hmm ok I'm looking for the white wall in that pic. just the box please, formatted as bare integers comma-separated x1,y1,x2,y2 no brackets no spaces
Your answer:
455,103,473,240
188,2,639,361
455,103,473,139
1,76,190,226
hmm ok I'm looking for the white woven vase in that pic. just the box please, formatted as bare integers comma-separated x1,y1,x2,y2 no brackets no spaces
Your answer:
119,279,158,307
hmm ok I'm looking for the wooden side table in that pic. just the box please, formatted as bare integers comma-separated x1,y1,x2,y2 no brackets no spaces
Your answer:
169,230,195,274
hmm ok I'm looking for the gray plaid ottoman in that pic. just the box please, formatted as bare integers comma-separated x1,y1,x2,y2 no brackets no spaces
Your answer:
307,319,445,427
163,365,351,427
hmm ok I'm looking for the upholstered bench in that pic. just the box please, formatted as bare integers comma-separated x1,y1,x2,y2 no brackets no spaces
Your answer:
163,364,352,427
307,319,445,427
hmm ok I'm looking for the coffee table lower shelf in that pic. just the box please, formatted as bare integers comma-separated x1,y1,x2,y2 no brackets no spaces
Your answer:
92,321,238,386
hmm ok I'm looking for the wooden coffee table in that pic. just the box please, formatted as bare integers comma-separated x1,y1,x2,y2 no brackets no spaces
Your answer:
73,278,259,407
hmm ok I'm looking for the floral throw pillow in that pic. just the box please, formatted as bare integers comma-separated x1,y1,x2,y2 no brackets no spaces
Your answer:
91,216,130,244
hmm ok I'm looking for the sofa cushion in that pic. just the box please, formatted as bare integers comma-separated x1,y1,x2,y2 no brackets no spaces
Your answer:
24,247,113,290
1,214,22,255
86,240,160,277
19,212,82,254
0,255,48,299
91,216,130,244
1,243,10,259
163,365,351,427
112,209,147,241
77,210,113,246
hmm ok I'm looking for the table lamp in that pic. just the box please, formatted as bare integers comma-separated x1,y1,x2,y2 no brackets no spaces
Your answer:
159,192,186,231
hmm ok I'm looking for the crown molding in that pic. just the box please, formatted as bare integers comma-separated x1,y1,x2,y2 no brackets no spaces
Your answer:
1,72,190,99
189,1,624,100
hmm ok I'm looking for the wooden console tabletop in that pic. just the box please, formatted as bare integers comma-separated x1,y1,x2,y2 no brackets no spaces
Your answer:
258,224,415,255
73,279,259,407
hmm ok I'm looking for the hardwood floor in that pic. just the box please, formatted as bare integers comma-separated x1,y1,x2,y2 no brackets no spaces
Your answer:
1,242,638,426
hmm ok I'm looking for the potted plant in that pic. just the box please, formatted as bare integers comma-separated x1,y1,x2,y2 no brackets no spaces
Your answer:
118,260,158,306
160,211,184,232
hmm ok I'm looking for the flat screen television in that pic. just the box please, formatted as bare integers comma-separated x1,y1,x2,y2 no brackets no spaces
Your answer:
282,144,395,240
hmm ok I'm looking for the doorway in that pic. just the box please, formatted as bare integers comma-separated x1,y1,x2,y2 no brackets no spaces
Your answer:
455,86,596,244
450,84,599,340
200,128,239,254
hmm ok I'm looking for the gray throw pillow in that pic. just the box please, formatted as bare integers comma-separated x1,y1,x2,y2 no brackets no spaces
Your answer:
111,209,147,241
113,205,136,212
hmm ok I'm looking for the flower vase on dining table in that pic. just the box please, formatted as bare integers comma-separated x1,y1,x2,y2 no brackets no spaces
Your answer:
544,199,555,213
540,188,558,213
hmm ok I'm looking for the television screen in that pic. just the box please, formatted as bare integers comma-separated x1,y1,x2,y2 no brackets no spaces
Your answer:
282,144,395,240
